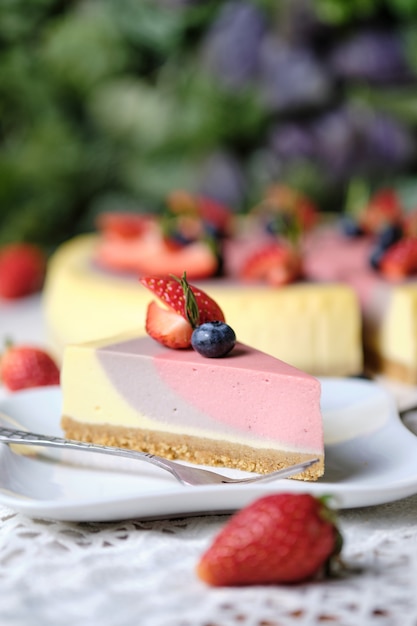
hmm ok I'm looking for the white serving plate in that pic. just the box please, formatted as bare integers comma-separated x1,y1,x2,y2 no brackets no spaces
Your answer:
0,378,416,521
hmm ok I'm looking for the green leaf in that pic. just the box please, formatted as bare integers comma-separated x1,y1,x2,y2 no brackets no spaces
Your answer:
87,78,174,149
105,0,185,54
314,0,378,25
386,0,417,18
344,179,371,217
351,85,417,124
41,4,129,94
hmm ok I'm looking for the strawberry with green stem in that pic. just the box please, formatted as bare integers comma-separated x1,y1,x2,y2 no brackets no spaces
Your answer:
141,272,235,357
240,185,314,286
255,185,318,240
197,493,342,586
240,242,302,286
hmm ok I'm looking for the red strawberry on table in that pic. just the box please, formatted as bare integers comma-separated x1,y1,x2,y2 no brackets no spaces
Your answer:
0,243,46,300
240,242,302,286
0,344,60,391
141,273,225,349
197,493,341,586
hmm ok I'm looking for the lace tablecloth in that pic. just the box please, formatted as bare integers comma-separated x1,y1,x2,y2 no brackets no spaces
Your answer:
2,495,417,626
2,297,417,625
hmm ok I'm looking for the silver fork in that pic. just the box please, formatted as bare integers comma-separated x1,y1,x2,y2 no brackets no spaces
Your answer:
0,426,319,486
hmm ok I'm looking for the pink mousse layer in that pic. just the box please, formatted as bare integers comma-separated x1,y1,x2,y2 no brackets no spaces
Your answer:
97,337,323,452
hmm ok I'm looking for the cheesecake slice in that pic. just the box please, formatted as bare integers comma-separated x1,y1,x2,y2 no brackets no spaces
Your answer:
61,333,324,481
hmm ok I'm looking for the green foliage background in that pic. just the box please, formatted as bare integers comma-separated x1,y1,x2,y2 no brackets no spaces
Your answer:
1,0,417,250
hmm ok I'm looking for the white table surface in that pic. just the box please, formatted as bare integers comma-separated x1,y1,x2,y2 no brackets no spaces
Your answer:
2,295,417,626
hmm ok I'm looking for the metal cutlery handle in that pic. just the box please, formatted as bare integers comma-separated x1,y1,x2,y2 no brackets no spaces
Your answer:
0,425,319,486
0,426,180,474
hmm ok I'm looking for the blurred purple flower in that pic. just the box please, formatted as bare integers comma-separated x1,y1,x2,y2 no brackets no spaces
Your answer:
356,110,415,169
268,122,315,160
329,31,413,84
201,1,266,89
197,151,246,209
311,108,358,179
258,37,331,112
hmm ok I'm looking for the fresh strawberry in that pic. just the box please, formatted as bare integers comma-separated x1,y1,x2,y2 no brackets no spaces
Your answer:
141,274,225,324
240,242,302,286
197,493,341,587
0,344,60,391
379,237,417,280
0,243,46,300
162,214,205,247
257,185,318,233
359,188,403,235
196,196,233,235
141,273,225,349
167,190,232,237
402,209,417,237
144,301,194,349
167,189,230,220
296,197,319,231
96,212,154,239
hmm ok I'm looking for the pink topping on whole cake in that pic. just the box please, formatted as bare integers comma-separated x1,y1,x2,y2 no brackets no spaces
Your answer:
333,186,417,281
304,187,417,308
93,185,320,287
93,183,417,292
94,211,219,279
94,191,233,280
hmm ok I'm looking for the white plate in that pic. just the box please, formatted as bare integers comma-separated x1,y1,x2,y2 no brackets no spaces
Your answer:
0,378,416,521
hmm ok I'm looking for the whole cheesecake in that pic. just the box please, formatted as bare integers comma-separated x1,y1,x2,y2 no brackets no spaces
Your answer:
44,185,417,384
43,233,363,377
60,333,324,480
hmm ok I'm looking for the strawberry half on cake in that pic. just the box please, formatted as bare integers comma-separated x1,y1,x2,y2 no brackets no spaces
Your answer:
60,274,324,480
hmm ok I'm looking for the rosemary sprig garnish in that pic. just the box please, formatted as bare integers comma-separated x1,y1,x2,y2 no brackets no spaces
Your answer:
171,271,200,329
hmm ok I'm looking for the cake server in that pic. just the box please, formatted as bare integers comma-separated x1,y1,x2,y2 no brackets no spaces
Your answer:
0,424,319,486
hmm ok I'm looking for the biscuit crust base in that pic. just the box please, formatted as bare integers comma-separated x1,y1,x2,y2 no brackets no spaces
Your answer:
61,416,324,482
364,347,417,385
